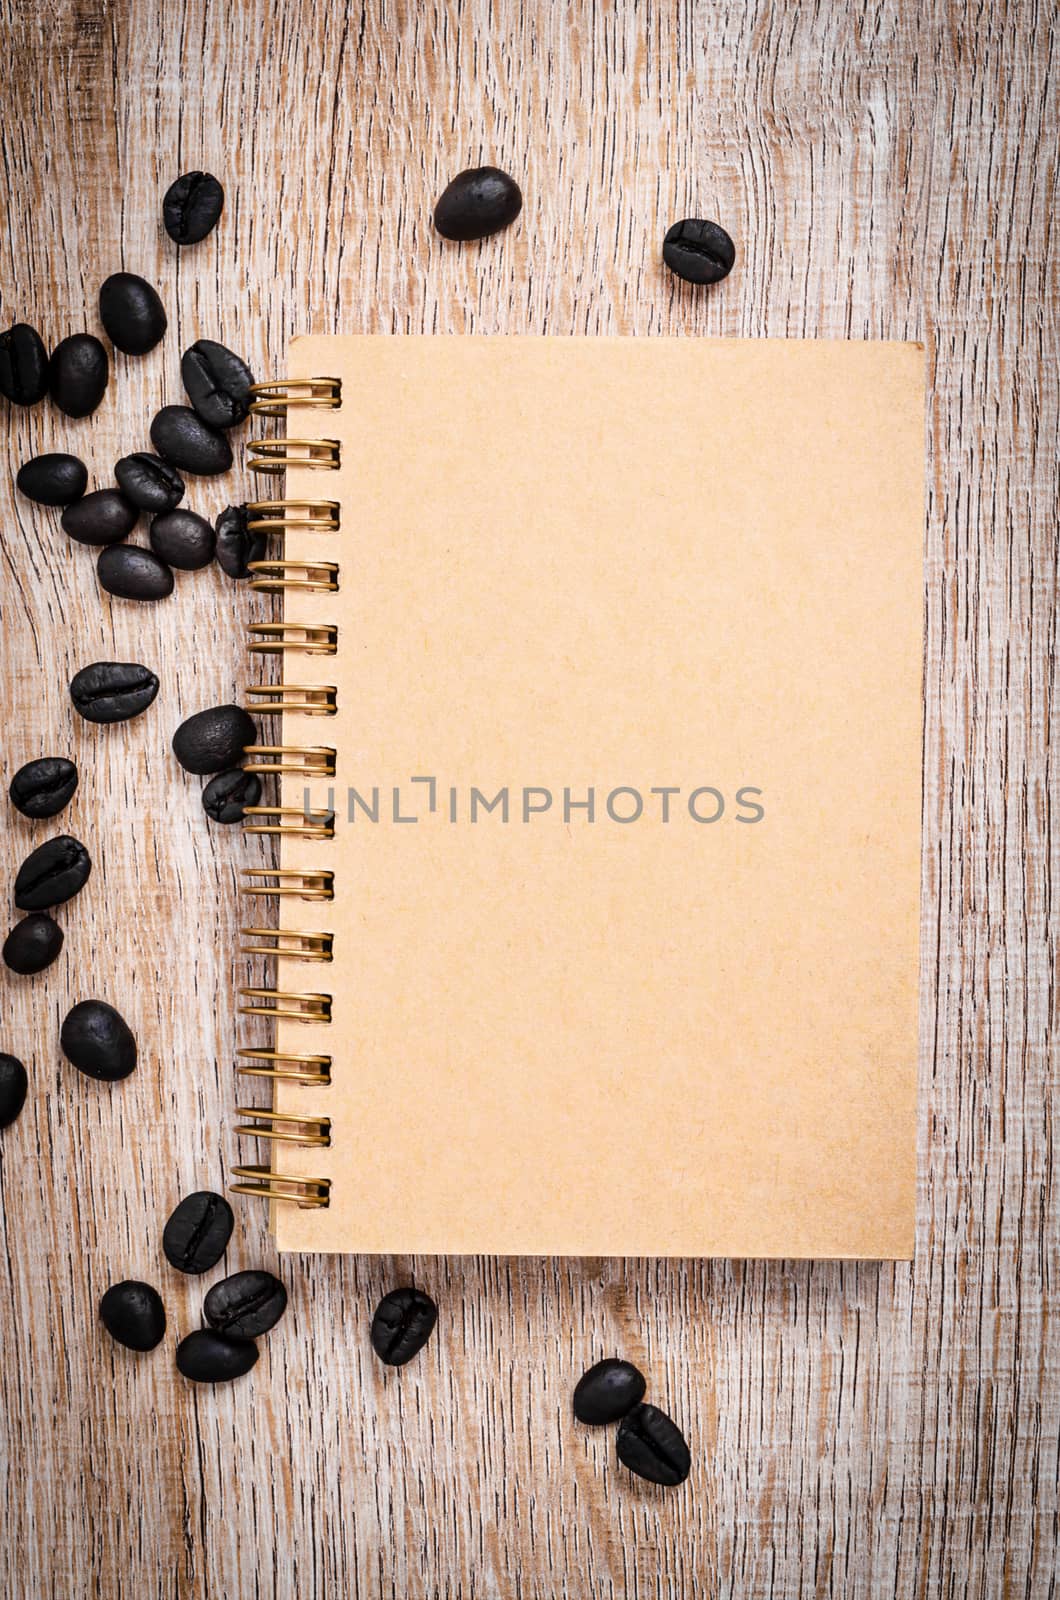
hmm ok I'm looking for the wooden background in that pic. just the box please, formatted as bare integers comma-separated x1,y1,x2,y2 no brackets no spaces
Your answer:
0,1,1056,1595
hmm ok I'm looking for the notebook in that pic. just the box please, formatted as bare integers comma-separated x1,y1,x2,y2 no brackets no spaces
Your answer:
232,335,925,1259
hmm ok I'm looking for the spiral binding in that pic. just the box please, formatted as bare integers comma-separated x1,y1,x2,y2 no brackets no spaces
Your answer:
232,372,343,1210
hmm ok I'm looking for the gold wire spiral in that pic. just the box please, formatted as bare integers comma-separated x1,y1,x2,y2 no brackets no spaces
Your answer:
236,1048,332,1083
238,987,332,1023
245,683,338,716
230,1165,331,1207
245,499,340,535
240,867,334,900
234,1108,332,1146
242,745,336,776
247,377,342,416
248,559,339,593
247,622,338,656
240,928,334,961
247,438,340,472
242,808,335,839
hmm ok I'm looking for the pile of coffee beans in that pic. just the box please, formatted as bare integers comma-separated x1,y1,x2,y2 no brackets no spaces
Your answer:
573,1358,691,1487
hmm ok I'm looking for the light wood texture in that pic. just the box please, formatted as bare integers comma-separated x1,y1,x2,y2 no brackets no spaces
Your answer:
0,1,1055,1596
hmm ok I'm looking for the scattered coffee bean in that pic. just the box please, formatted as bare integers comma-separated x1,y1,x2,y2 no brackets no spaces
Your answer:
181,340,255,429
573,1358,647,1425
176,1328,258,1383
70,661,159,724
433,166,523,241
0,1053,28,1128
16,452,88,507
50,333,109,417
61,1000,136,1081
150,405,232,475
114,453,184,512
172,705,257,775
662,218,735,286
204,1270,288,1337
99,1280,166,1351
370,1287,438,1366
0,322,49,405
163,171,224,245
149,509,215,570
163,1190,234,1274
615,1403,691,1487
201,767,261,823
9,756,78,819
99,272,168,355
97,544,175,601
14,834,91,910
214,504,265,579
61,488,139,546
3,913,63,976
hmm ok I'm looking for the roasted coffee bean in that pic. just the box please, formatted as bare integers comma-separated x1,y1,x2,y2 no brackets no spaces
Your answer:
201,767,261,823
50,333,109,417
0,1053,28,1128
176,1329,258,1383
70,661,159,724
181,340,255,429
162,1190,234,1274
433,166,523,241
149,509,215,570
3,913,64,976
9,757,78,819
61,488,139,546
99,272,167,355
615,1403,691,1487
370,1287,438,1366
150,405,232,475
172,705,257,775
14,835,91,910
163,171,224,245
16,452,88,507
204,1270,288,1337
573,1358,647,1425
214,504,265,579
61,1000,136,1081
0,322,49,405
97,544,174,601
99,1280,166,1351
114,452,184,512
662,218,735,286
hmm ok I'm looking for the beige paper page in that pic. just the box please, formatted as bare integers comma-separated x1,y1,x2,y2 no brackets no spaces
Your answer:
268,336,923,1257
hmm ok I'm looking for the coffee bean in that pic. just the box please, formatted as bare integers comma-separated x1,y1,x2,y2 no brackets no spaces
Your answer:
214,504,265,579
204,1270,288,1337
370,1287,438,1366
99,1280,166,1351
149,509,215,570
201,767,261,823
99,273,168,355
97,544,174,601
16,452,88,507
163,1191,234,1274
181,340,255,429
0,322,49,405
3,913,63,976
573,1358,647,1425
14,835,91,910
61,488,139,546
615,1403,691,1486
70,661,159,724
150,405,232,475
61,999,137,1081
172,705,257,775
176,1329,258,1383
163,171,224,245
9,757,78,818
0,1054,28,1128
662,219,735,286
433,166,523,241
114,453,184,512
50,333,109,417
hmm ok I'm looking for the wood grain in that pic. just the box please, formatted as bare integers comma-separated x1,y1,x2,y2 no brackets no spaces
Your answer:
0,1,1056,1596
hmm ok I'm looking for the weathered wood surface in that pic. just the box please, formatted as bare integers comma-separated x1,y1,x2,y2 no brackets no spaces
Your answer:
0,1,1056,1595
